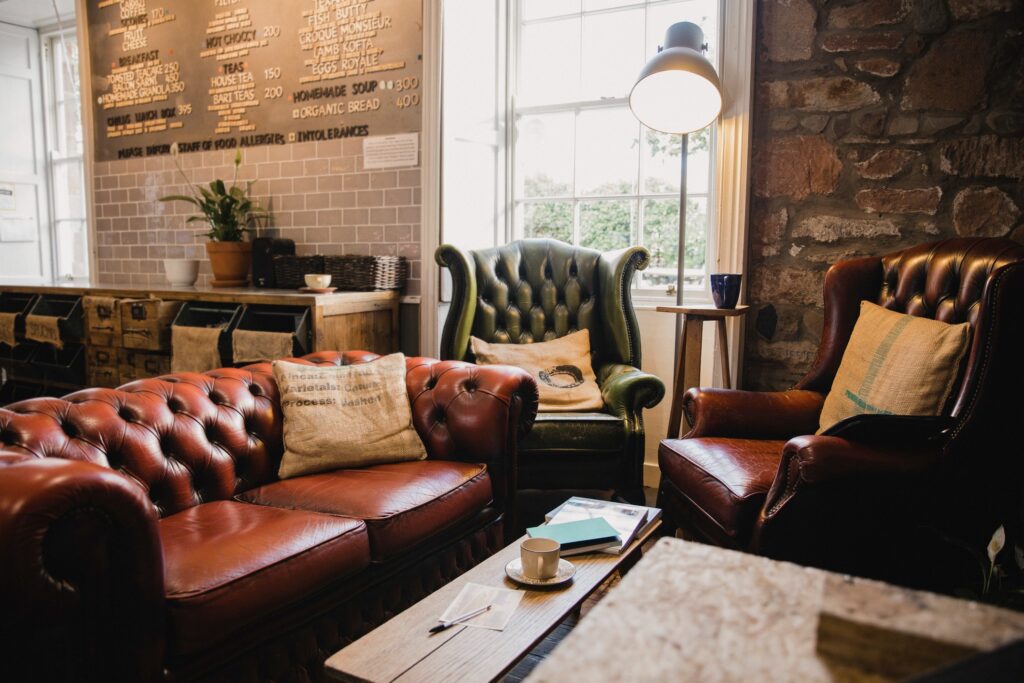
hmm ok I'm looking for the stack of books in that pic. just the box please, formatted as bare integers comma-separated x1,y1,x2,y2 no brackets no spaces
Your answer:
526,497,662,556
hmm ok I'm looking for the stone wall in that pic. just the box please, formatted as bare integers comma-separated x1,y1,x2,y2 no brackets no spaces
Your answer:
92,140,423,295
745,0,1024,390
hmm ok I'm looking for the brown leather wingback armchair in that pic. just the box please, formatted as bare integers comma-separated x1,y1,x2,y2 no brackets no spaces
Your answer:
658,237,1024,588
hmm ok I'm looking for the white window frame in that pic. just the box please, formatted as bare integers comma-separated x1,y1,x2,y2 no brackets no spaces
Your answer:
420,0,753,358
40,22,89,282
506,0,725,304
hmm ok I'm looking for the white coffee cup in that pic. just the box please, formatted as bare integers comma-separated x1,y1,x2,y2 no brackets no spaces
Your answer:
521,537,560,580
305,273,332,289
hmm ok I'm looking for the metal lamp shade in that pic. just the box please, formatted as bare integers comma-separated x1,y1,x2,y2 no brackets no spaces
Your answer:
629,22,723,135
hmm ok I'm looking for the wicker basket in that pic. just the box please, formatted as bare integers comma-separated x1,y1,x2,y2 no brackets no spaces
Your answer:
273,255,325,289
324,255,409,291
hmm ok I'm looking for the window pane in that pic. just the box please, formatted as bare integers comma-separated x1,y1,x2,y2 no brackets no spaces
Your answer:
54,220,89,280
52,160,86,220
640,198,679,288
646,1,719,65
521,0,580,21
581,9,643,100
683,195,708,286
516,113,574,198
641,127,681,194
518,18,581,106
580,199,634,251
575,107,638,195
522,201,573,242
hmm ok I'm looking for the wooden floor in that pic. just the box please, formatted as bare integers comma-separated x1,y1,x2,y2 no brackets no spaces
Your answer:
501,488,660,682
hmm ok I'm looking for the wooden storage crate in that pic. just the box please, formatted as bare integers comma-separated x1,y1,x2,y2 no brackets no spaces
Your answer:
83,296,123,346
120,299,183,351
86,347,120,388
118,348,171,383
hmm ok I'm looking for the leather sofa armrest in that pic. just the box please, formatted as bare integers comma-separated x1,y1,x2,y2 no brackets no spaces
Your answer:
0,456,165,681
682,388,825,439
406,358,539,529
598,363,665,419
435,244,478,361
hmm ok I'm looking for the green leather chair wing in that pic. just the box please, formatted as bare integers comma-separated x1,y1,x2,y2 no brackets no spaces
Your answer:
436,238,665,523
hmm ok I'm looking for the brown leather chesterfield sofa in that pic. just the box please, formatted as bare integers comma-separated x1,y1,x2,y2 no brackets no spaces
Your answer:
0,351,538,682
658,237,1024,589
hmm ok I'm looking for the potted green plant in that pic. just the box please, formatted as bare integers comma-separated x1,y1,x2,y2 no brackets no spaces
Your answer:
160,147,267,287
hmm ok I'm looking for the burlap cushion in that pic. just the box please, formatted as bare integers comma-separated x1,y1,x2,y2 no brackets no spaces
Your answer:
471,329,604,412
274,353,427,479
818,301,970,433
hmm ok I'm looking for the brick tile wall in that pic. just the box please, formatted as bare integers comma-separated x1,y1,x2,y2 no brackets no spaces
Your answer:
92,138,422,294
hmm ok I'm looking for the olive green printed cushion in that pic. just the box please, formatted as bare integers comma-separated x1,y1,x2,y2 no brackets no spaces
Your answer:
471,329,605,412
818,301,970,433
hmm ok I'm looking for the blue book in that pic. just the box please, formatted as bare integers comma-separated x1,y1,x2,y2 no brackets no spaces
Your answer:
526,517,620,556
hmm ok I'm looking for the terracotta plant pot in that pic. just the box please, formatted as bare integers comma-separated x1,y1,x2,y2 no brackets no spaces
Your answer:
205,241,252,288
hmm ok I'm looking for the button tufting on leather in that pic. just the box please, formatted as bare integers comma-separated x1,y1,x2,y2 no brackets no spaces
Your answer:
249,384,262,397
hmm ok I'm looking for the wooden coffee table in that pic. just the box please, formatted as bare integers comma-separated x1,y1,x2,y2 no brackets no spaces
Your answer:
325,520,660,683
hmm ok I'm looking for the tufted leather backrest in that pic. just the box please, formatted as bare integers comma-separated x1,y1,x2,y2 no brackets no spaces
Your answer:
799,237,1024,414
876,238,1024,328
0,350,516,518
438,238,649,367
471,239,602,346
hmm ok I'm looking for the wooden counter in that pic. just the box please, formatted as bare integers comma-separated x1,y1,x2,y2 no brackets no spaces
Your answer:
0,282,400,354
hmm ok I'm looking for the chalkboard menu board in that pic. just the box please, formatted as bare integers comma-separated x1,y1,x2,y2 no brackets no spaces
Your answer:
86,0,422,162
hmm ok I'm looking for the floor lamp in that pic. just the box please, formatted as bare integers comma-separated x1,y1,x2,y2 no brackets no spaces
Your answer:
628,22,723,379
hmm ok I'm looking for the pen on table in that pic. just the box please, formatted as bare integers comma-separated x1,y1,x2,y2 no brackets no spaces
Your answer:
429,604,493,633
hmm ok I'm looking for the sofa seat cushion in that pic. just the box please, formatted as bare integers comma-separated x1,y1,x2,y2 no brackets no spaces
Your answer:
519,412,625,490
237,460,493,562
659,438,784,545
160,500,370,655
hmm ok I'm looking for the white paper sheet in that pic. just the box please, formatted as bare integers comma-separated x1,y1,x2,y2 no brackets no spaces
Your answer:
438,582,523,631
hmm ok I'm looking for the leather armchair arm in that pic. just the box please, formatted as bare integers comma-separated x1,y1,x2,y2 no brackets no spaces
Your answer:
436,244,478,361
597,246,649,367
598,363,665,419
683,388,825,439
0,456,165,681
406,358,539,525
753,434,941,559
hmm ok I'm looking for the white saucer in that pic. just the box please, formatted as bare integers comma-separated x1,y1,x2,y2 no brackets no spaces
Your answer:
505,558,576,588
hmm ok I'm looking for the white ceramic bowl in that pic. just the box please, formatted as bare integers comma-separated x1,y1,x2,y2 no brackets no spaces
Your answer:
164,259,200,287
305,273,332,289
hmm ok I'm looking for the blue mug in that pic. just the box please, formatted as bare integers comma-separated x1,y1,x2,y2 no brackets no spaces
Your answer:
710,273,742,309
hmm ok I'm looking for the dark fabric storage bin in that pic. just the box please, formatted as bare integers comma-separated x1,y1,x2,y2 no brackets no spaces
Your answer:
0,292,38,348
171,301,245,365
1,342,42,382
273,255,325,289
27,295,84,343
235,305,312,358
31,343,86,387
0,381,45,406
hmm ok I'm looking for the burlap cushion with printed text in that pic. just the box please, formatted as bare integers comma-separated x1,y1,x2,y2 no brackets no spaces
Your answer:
471,329,604,412
274,353,427,479
818,301,970,433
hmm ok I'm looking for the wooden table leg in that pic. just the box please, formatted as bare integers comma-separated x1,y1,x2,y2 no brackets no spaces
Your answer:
667,315,705,439
716,318,732,390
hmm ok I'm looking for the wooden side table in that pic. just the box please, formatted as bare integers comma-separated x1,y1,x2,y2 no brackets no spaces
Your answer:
657,304,750,439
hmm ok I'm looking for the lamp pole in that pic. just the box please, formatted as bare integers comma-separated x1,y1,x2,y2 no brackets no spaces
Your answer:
673,133,688,380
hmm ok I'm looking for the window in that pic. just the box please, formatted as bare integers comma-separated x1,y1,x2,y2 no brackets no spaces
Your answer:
511,0,720,294
42,28,89,281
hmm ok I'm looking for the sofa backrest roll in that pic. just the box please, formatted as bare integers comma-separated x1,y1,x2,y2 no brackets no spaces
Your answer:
0,351,384,517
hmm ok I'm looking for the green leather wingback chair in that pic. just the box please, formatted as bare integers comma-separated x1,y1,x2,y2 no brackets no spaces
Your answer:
436,238,665,525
